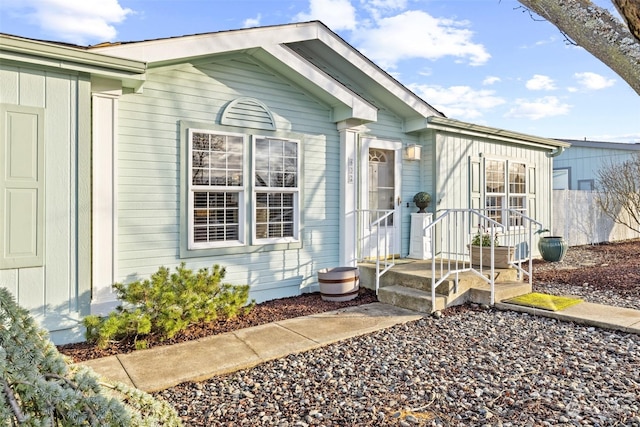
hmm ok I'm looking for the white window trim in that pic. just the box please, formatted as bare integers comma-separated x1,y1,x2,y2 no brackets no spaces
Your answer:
252,135,301,245
187,128,247,249
485,158,528,229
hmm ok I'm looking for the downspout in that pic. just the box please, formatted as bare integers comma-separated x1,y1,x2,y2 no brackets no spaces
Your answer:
546,146,565,158
545,146,565,249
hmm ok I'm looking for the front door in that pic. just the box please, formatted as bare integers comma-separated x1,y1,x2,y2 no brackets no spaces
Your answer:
360,138,402,259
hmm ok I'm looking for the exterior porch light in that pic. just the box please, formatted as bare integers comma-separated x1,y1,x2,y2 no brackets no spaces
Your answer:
405,143,421,161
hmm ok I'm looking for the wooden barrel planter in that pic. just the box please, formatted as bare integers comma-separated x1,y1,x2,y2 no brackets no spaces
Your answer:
318,267,360,302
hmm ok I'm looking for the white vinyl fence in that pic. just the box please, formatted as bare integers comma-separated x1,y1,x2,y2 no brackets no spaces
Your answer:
553,190,640,246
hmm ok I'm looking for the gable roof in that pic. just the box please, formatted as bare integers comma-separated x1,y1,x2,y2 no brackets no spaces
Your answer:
88,21,443,125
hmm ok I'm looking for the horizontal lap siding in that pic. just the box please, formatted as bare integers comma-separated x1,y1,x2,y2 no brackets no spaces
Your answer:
117,57,338,301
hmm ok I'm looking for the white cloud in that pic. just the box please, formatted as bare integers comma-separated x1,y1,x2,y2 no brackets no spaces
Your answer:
243,14,262,28
293,0,357,31
353,10,490,69
361,0,407,20
505,96,571,120
410,84,505,120
483,76,501,85
8,0,132,44
573,72,615,90
526,74,556,91
365,0,407,9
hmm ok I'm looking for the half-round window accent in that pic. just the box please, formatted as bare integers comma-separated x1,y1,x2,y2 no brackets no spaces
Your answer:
220,97,276,131
369,149,387,163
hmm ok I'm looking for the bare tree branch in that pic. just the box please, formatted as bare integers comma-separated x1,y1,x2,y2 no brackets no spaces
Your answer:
518,0,640,96
595,153,640,234
2,378,26,423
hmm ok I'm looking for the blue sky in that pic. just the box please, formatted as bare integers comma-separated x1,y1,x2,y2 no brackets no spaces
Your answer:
1,0,638,143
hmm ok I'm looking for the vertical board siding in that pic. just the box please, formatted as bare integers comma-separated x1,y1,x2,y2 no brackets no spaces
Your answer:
436,131,552,230
0,65,83,334
116,57,339,301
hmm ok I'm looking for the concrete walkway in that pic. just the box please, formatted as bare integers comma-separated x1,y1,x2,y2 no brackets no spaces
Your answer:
80,301,640,393
80,303,423,392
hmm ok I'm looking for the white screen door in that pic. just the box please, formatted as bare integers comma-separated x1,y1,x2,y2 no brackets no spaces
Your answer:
360,138,402,259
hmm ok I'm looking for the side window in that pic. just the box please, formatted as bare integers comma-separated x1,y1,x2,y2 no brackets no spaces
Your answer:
578,179,594,191
485,160,505,225
508,162,526,226
254,137,299,243
188,130,245,249
484,159,527,228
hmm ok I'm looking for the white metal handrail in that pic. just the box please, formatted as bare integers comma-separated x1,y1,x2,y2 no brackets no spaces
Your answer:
356,209,395,295
425,208,543,312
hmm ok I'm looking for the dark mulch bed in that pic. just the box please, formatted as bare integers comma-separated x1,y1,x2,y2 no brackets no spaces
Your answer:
532,239,640,298
58,288,378,363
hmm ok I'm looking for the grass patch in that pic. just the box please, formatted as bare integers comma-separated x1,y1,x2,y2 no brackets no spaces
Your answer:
504,292,583,311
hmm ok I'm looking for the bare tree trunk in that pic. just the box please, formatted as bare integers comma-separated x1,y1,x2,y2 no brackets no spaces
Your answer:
613,0,640,43
518,0,640,96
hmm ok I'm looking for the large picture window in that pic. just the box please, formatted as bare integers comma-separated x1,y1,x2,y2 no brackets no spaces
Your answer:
188,130,244,249
485,159,527,227
186,129,300,251
254,137,299,242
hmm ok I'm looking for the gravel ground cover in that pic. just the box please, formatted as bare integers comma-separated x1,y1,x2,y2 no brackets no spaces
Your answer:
156,240,640,426
160,308,639,426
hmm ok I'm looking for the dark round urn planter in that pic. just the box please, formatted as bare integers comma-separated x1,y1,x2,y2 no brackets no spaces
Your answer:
538,236,568,262
318,267,360,302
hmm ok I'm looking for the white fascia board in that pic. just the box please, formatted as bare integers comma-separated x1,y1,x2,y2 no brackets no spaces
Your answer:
424,116,570,151
315,29,441,119
1,34,145,73
90,23,323,62
1,35,145,89
260,44,377,122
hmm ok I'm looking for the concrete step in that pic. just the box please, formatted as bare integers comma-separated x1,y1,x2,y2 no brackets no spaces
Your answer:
377,280,532,314
378,285,447,314
468,281,533,306
359,260,522,294
359,264,455,293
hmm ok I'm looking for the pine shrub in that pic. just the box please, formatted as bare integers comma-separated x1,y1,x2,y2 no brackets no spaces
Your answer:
0,288,182,426
83,263,252,349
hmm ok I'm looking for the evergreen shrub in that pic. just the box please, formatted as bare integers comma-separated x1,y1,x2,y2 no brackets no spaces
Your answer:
0,288,182,426
83,263,253,349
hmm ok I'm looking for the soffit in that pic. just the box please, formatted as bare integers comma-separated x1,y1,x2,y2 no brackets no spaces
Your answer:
286,39,443,121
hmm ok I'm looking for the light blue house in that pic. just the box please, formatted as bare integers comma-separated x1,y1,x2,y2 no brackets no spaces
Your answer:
1,22,568,344
551,139,640,245
553,139,640,190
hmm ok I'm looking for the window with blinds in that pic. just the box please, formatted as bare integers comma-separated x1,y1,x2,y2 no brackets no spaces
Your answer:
187,130,300,249
188,130,245,248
